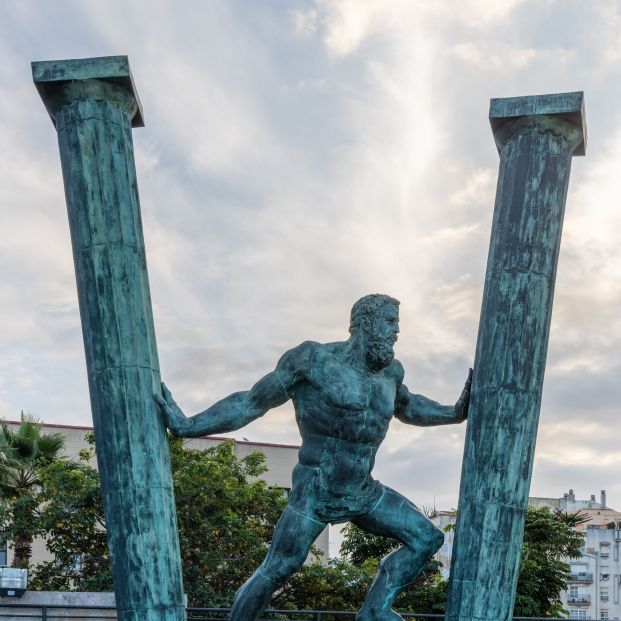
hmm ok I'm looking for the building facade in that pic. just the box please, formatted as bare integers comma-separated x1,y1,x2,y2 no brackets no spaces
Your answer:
532,489,621,620
1,420,329,568
564,522,621,620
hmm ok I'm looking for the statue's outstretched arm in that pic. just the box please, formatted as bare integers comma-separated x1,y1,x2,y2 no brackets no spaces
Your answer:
155,341,315,438
394,368,472,427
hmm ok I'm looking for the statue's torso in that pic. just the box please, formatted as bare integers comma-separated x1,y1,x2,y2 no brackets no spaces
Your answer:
288,342,401,521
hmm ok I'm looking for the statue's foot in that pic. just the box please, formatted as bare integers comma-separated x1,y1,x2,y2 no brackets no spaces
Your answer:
356,608,403,621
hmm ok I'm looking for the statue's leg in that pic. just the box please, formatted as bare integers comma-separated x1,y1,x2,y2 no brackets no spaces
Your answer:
353,487,444,621
229,505,326,621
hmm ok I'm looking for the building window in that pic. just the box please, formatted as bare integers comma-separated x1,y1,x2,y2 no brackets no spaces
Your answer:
0,538,6,566
601,587,609,601
601,610,609,620
569,586,579,598
569,610,587,620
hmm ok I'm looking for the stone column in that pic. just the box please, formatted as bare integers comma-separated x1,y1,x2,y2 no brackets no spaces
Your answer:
445,92,586,621
32,57,184,621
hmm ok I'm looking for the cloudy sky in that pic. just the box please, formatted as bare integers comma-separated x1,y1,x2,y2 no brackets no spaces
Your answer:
2,0,621,526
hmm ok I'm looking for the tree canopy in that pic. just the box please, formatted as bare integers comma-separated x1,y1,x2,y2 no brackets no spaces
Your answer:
28,434,111,591
514,507,587,618
169,436,288,606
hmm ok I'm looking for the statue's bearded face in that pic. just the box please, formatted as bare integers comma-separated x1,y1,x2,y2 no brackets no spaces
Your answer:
365,304,399,372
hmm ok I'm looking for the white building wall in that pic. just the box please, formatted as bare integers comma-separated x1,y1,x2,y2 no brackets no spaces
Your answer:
432,511,456,579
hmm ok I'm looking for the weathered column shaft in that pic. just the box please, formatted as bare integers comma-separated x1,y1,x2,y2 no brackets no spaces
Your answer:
446,93,586,621
33,57,184,621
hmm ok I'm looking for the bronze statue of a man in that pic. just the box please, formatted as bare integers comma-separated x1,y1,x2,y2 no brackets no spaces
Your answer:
156,294,471,620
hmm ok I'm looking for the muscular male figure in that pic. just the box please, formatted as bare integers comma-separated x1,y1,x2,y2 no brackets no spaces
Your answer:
156,294,471,621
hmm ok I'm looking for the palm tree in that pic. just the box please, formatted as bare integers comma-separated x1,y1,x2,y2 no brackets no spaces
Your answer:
0,414,65,567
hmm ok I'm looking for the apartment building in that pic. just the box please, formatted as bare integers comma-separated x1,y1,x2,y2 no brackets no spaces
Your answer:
0,420,329,567
564,522,621,620
531,489,621,620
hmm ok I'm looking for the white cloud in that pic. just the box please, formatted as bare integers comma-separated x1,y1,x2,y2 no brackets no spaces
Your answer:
449,167,496,208
441,0,527,28
289,8,319,38
453,42,538,69
309,0,528,59
452,42,576,70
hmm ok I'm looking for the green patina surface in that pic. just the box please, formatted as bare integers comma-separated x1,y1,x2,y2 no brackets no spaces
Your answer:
156,294,472,620
445,92,586,621
32,57,183,621
33,56,144,127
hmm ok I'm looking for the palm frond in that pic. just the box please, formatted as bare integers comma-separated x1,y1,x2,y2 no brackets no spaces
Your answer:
0,415,65,498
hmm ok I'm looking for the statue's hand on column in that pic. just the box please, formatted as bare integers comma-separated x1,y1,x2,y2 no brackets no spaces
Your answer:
155,383,189,436
455,368,473,422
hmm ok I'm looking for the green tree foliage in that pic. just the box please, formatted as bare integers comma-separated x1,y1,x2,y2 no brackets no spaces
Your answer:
339,522,399,565
29,435,111,591
21,435,287,603
514,507,587,618
274,558,372,613
169,437,288,606
339,523,447,615
0,415,65,567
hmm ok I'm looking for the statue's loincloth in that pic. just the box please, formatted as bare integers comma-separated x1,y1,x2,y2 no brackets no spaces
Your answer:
288,462,384,524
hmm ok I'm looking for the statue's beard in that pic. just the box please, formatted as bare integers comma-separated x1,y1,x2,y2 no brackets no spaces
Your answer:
365,334,395,372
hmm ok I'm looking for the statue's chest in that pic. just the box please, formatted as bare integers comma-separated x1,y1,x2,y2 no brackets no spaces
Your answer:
309,356,395,418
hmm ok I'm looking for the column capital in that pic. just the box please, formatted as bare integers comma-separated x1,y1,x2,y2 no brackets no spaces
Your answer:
32,55,144,128
489,91,586,156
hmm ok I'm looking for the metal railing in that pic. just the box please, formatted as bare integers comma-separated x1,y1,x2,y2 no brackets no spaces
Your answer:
567,595,591,604
188,611,440,620
0,604,569,621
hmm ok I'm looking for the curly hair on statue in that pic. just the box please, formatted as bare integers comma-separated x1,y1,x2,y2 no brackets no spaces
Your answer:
349,293,400,334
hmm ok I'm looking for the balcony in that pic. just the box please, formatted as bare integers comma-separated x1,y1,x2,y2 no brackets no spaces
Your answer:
567,595,591,605
569,572,593,583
